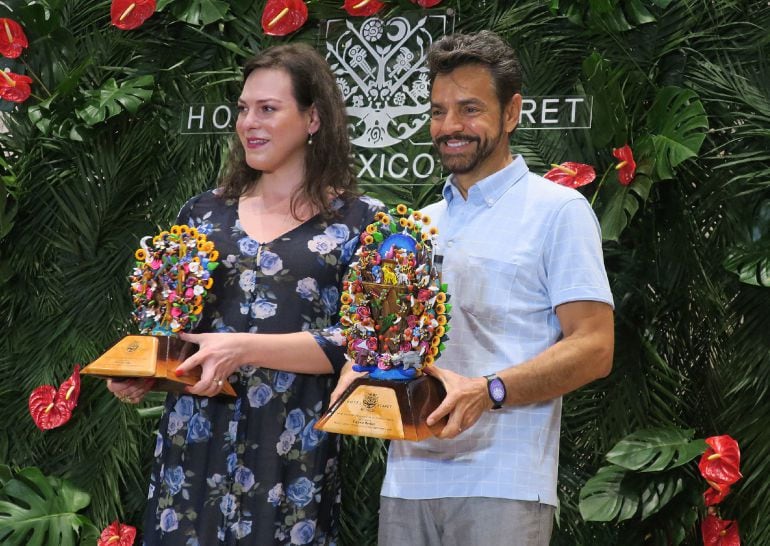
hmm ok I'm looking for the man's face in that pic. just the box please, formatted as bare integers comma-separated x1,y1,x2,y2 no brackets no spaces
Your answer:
429,64,521,186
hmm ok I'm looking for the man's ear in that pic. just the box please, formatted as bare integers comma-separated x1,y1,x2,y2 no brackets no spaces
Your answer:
504,94,522,134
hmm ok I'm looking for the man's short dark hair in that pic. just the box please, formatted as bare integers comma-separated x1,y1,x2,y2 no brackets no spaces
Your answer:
427,31,523,109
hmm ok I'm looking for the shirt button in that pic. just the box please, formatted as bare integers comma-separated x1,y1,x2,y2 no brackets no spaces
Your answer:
447,240,454,247
486,198,494,206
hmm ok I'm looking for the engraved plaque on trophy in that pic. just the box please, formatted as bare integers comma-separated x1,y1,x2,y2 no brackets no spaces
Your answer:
81,225,236,397
315,205,451,440
82,335,236,397
315,375,446,441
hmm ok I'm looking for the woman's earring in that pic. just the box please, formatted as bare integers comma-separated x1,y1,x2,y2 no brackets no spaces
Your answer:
307,132,314,145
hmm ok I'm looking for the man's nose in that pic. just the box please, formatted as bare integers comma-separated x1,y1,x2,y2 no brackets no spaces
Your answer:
442,109,463,133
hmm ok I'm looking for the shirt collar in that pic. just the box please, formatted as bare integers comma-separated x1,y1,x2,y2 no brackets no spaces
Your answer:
441,155,529,206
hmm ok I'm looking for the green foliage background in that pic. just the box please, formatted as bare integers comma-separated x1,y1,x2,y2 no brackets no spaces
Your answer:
0,0,768,544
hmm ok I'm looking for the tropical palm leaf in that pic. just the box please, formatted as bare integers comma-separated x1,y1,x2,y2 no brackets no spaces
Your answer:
339,436,387,546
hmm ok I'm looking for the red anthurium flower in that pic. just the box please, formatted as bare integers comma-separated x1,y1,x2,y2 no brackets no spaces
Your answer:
97,520,137,546
111,0,157,31
57,365,81,413
344,0,386,17
29,385,72,431
261,0,308,37
699,435,742,487
28,365,81,431
704,482,732,506
701,513,740,546
543,162,596,189
0,18,28,59
411,0,443,6
612,144,637,186
0,69,33,103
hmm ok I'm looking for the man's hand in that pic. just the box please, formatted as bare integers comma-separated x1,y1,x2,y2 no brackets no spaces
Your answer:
330,361,366,406
424,366,490,439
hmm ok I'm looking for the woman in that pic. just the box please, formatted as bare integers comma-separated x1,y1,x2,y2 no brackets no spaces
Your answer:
108,44,383,545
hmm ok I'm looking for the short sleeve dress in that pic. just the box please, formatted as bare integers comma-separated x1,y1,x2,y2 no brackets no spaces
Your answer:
142,190,384,546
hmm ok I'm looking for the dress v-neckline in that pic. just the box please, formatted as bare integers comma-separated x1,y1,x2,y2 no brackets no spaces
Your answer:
235,201,320,246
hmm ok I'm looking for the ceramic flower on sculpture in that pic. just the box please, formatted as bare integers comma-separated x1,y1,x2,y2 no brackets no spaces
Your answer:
0,18,28,59
612,144,637,186
97,520,137,546
339,204,450,380
344,0,386,17
543,162,597,189
0,69,32,103
129,224,219,335
110,0,157,30
261,0,308,36
28,366,81,431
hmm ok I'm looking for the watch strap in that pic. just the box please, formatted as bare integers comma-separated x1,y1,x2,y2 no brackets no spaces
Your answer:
484,373,506,410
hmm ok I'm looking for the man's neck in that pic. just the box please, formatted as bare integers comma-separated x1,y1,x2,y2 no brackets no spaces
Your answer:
453,152,514,199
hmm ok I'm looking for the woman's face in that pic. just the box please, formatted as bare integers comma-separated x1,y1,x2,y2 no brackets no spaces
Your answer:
235,68,319,174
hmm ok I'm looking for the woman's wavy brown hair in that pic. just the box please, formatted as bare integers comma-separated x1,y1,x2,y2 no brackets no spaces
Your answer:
219,43,357,219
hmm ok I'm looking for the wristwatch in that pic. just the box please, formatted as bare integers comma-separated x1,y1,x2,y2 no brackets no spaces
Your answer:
484,373,506,410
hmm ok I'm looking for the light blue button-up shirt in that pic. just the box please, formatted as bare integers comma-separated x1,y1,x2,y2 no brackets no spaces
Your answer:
381,156,613,505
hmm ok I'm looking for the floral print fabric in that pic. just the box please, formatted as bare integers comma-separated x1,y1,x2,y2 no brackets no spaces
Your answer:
142,191,383,545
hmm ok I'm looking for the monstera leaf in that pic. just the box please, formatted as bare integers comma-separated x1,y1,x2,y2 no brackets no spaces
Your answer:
598,172,653,241
158,0,231,25
606,427,706,472
76,75,154,125
724,198,770,287
641,86,708,180
579,464,640,522
637,473,686,520
724,244,770,287
0,466,97,546
580,464,689,522
582,52,628,149
580,428,706,524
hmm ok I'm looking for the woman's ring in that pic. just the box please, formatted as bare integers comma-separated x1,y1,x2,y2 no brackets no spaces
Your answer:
216,379,224,387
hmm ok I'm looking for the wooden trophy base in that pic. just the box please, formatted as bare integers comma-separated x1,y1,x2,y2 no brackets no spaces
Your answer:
81,335,236,397
314,374,446,441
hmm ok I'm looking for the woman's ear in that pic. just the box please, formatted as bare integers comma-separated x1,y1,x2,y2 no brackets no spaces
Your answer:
307,104,321,135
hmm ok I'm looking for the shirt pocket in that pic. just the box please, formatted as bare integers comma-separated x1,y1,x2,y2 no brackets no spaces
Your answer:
454,254,519,319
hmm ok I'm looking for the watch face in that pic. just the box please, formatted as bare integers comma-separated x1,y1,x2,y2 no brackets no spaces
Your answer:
489,378,505,403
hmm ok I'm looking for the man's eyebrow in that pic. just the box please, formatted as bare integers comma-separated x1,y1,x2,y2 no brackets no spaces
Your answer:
431,98,484,107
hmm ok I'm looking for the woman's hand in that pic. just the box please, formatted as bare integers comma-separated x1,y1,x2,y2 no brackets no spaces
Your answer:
330,361,366,406
176,332,249,397
107,378,155,404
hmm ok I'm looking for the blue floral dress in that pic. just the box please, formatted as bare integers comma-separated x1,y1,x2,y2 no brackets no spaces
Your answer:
142,190,383,546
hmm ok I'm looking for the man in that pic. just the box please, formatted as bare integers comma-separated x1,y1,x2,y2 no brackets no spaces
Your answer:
334,30,614,545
